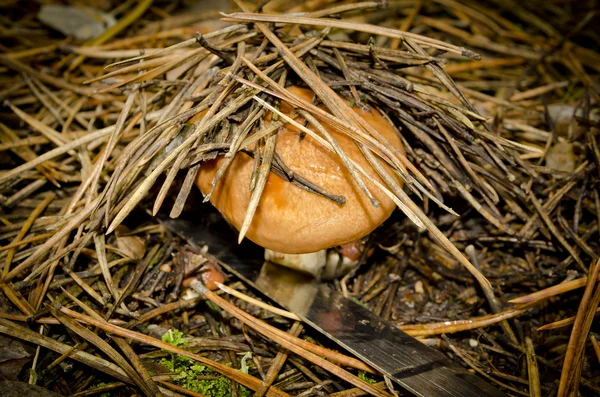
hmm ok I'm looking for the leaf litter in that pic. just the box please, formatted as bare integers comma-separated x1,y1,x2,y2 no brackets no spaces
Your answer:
0,0,599,396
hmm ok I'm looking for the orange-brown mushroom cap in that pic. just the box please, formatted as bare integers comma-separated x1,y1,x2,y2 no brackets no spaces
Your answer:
196,86,403,254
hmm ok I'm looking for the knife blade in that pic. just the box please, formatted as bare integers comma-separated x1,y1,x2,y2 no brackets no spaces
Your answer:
159,211,505,397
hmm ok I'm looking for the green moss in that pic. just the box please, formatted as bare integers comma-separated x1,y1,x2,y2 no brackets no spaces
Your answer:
160,329,252,397
562,83,586,103
358,371,378,384
94,382,112,397
162,328,188,347
349,296,369,309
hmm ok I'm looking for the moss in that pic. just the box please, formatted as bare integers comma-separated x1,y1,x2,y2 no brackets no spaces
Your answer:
358,371,378,384
160,329,251,397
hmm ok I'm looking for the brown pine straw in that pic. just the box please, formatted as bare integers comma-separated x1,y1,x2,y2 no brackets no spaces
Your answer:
537,307,600,331
557,259,600,396
194,282,390,397
220,13,481,59
228,0,492,292
591,336,600,365
509,276,592,304
404,272,599,337
0,317,209,397
47,304,160,397
216,282,301,321
1,1,600,395
400,303,536,337
203,283,376,376
51,304,292,397
525,337,542,397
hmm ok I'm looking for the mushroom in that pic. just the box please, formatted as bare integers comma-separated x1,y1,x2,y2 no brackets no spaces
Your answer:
181,261,225,288
196,86,403,279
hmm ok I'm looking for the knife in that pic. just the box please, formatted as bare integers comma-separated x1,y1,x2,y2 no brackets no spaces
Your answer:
159,209,505,397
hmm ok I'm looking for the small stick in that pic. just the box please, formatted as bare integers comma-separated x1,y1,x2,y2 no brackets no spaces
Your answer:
221,13,481,59
217,282,300,321
525,337,542,397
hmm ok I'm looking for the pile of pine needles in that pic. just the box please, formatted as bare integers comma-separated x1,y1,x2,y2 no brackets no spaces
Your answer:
0,0,599,396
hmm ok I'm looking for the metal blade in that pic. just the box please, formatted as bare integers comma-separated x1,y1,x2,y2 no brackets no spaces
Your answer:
160,213,504,397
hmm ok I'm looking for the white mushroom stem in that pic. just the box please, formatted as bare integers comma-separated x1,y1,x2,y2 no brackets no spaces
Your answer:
264,248,359,280
264,249,326,278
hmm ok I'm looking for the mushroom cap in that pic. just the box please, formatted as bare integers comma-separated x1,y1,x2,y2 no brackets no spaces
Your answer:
196,86,403,254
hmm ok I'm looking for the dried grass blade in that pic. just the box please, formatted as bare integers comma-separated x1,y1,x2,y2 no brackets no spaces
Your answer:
152,81,235,216
392,180,492,288
22,75,64,125
238,124,277,243
56,306,291,397
3,193,55,275
0,123,60,185
60,286,105,320
557,259,600,396
203,106,265,202
254,95,423,226
0,318,132,383
65,0,153,71
104,24,248,69
169,164,201,218
221,13,480,59
401,303,535,336
46,304,156,397
0,127,114,185
84,55,175,84
89,88,139,200
454,181,515,235
529,191,586,271
107,90,255,234
302,1,383,18
113,337,163,397
0,54,93,95
509,277,589,304
3,199,98,282
93,233,120,302
255,322,303,397
404,38,477,114
62,268,105,305
299,110,378,207
537,308,600,331
216,282,300,321
105,38,198,69
95,49,206,93
525,337,542,397
152,144,195,216
0,283,34,316
16,235,89,288
198,286,388,396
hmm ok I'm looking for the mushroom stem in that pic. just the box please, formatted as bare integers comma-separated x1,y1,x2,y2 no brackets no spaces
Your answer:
264,248,359,280
264,249,327,278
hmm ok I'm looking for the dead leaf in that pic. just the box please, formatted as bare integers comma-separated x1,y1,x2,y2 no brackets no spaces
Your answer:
115,226,146,260
0,335,33,381
0,381,67,397
37,4,116,41
546,142,576,174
